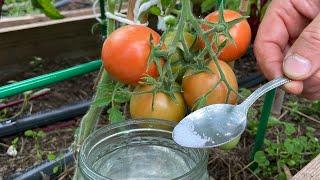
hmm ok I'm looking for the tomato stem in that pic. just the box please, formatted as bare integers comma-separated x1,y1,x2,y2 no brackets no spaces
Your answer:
182,0,240,101
72,0,117,179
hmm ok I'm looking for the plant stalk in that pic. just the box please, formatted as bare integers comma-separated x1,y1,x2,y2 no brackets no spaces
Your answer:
72,0,116,179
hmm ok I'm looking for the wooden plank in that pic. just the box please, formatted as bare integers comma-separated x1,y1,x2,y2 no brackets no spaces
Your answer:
0,14,102,84
0,8,97,28
292,154,320,180
0,3,128,28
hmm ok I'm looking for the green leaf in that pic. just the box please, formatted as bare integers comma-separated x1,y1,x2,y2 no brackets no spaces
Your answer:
161,0,172,8
149,6,161,16
239,88,252,99
114,90,131,103
284,139,295,154
284,123,296,136
24,130,35,137
35,0,64,19
53,166,59,174
93,96,112,107
47,153,56,161
11,137,19,145
37,130,46,138
287,160,296,167
278,172,287,180
31,0,42,9
225,0,240,10
254,151,269,167
108,106,124,123
267,116,285,127
201,0,217,13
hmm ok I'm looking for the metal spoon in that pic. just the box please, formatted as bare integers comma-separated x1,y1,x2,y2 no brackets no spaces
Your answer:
172,77,291,148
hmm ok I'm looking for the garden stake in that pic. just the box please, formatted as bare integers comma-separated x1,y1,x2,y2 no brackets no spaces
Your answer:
249,89,276,170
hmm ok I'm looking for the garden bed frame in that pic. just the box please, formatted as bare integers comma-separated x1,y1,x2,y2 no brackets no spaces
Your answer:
0,8,102,83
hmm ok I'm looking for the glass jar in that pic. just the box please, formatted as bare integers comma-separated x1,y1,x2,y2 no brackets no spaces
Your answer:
78,119,209,180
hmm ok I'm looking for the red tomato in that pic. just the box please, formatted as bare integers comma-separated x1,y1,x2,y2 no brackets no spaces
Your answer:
200,10,251,62
101,25,162,85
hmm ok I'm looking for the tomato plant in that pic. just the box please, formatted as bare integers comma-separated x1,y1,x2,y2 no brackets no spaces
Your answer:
101,25,163,85
130,85,186,122
74,2,252,175
182,60,238,109
163,30,196,82
199,9,251,62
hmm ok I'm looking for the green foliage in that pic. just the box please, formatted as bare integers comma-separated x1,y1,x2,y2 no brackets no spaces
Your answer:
251,117,320,178
11,137,19,148
31,0,64,19
93,81,131,123
201,0,217,13
107,106,124,123
3,0,63,19
149,6,161,16
24,130,46,160
53,166,59,174
0,109,8,122
47,152,56,161
2,0,35,17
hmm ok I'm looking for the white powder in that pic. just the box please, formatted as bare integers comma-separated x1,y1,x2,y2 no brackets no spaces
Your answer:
173,120,214,148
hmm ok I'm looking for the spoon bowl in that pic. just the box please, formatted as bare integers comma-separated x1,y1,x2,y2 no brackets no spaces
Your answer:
172,77,291,148
172,104,246,148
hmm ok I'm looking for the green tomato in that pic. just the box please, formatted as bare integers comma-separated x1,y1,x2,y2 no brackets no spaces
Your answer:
163,31,196,82
219,136,241,150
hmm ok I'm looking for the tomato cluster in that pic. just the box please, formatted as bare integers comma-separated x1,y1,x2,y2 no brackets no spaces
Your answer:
101,9,251,149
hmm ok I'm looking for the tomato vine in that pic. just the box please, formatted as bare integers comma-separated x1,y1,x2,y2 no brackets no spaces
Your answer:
72,0,252,178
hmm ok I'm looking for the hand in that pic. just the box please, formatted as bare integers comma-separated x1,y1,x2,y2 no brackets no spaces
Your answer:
254,0,320,100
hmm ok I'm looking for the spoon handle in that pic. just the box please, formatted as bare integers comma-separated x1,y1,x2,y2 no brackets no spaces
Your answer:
240,77,291,111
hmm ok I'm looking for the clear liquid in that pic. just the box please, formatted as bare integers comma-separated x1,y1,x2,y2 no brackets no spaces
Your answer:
92,145,195,180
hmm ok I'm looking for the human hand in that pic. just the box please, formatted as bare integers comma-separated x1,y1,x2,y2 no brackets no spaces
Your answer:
254,0,320,100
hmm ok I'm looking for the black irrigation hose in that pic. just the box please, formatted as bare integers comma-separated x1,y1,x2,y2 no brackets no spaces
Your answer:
4,150,74,180
0,101,90,138
54,0,71,8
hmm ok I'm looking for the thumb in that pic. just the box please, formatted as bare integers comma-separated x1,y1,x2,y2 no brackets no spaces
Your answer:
283,14,320,81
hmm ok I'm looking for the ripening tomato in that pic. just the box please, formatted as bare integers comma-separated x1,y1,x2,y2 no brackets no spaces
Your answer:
200,10,251,62
182,60,238,109
101,25,162,85
130,85,186,122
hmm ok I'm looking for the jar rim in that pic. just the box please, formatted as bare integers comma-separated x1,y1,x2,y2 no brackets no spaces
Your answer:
79,119,209,180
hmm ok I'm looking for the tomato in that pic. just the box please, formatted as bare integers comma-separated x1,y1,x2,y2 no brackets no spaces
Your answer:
130,85,186,122
101,25,162,85
182,60,238,109
163,31,196,81
219,135,240,150
200,10,251,62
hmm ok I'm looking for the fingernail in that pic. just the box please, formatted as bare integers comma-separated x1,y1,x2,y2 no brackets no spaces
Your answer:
283,54,311,79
